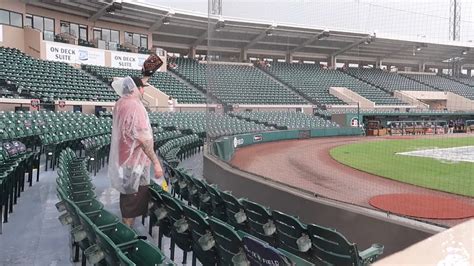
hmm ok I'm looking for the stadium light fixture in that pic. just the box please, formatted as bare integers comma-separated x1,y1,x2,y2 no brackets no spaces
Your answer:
106,2,122,14
317,29,330,40
266,23,277,37
215,19,225,32
370,33,376,42
162,9,174,25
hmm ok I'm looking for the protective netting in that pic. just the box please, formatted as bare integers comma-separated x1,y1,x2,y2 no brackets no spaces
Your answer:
202,0,474,229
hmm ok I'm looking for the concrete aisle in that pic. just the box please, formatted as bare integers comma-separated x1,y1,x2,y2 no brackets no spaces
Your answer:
0,153,203,266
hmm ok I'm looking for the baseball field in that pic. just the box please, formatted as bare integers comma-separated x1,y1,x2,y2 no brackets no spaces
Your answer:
330,136,474,197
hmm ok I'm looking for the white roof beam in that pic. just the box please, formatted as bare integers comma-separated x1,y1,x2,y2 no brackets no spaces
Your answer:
290,35,320,53
290,30,332,53
89,4,111,22
192,30,209,48
330,35,372,57
149,10,175,32
243,25,274,50
148,19,163,32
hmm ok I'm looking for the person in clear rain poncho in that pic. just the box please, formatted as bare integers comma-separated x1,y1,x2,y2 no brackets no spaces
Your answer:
108,76,164,227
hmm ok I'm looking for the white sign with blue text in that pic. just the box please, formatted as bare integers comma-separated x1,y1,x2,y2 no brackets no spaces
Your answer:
110,51,149,69
45,41,105,66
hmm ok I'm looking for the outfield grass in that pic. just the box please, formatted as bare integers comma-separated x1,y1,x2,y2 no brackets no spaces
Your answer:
330,137,474,197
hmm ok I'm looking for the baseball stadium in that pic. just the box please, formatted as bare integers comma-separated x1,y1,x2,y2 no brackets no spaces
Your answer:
0,0,473,265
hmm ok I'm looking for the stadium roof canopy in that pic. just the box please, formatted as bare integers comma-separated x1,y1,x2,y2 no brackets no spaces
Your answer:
29,0,474,68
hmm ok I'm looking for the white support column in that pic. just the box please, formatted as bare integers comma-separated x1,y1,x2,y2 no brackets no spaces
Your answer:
328,56,336,69
240,48,248,62
286,52,293,63
189,47,196,59
376,58,382,69
418,62,425,72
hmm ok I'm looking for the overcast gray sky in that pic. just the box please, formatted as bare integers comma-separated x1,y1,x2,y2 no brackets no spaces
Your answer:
137,0,474,42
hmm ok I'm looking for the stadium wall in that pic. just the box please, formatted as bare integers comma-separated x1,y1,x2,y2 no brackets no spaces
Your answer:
329,87,375,108
213,128,362,162
24,26,43,58
0,25,25,51
203,150,440,258
401,91,474,111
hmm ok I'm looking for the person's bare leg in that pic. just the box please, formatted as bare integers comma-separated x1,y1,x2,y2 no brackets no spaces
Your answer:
123,217,135,227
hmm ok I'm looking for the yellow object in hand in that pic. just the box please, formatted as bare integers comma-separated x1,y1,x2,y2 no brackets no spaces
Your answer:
161,180,169,192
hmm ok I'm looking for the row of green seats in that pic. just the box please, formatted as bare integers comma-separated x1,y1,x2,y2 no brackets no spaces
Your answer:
56,148,174,265
231,111,340,129
161,167,384,266
169,58,308,105
1,140,40,234
82,64,206,104
0,47,117,102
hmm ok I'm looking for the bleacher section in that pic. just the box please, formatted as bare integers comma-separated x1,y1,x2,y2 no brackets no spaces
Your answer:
402,73,474,99
0,108,384,264
57,132,383,265
82,65,206,104
0,47,117,102
169,58,308,105
315,108,463,118
148,111,273,138
56,149,175,265
264,63,407,106
0,110,112,233
344,68,435,92
148,153,384,265
231,111,339,129
448,76,474,87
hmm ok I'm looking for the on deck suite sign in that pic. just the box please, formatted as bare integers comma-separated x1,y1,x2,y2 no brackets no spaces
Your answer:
110,51,149,69
45,41,105,66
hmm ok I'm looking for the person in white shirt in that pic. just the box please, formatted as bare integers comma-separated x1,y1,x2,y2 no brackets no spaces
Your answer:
167,96,175,112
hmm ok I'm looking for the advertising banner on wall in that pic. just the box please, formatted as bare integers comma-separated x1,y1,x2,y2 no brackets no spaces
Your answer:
0,25,3,42
110,51,150,69
45,41,105,66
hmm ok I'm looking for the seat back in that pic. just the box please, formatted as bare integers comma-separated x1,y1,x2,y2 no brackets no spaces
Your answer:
220,191,248,228
189,177,212,212
94,224,125,265
122,239,171,265
307,224,359,266
161,192,192,251
208,217,244,265
242,199,277,245
272,210,312,260
182,205,218,265
204,183,227,221
148,185,172,237
160,192,184,223
101,222,138,246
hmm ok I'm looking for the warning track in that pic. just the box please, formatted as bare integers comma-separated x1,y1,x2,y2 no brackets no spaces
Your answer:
230,136,474,227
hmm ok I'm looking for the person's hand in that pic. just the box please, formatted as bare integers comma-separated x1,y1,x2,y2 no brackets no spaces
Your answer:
153,162,164,179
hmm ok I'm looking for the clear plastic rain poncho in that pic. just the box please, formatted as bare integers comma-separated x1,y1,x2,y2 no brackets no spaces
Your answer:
108,77,153,194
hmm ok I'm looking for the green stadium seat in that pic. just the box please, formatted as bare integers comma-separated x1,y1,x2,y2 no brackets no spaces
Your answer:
241,199,278,246
219,191,250,231
208,217,250,265
272,210,313,261
307,223,384,265
160,192,193,264
181,204,219,265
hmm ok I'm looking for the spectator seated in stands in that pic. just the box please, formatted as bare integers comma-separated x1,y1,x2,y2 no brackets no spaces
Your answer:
168,62,178,70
